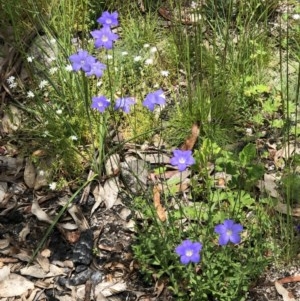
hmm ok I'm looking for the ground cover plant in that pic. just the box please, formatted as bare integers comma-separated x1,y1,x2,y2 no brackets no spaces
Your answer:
0,0,300,300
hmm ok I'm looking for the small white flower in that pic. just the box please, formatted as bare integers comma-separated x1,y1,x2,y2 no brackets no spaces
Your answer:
106,54,113,60
27,91,35,98
39,170,45,176
47,56,56,63
6,76,15,84
49,182,57,190
56,109,63,115
71,37,79,45
49,67,58,75
268,164,275,171
150,47,157,54
96,80,102,87
134,55,142,62
121,51,128,56
27,56,34,62
143,43,150,48
70,135,78,141
50,38,56,44
39,80,48,89
9,82,17,88
245,128,253,136
42,131,49,137
65,64,73,72
145,58,153,65
191,1,199,9
292,14,300,20
160,70,169,77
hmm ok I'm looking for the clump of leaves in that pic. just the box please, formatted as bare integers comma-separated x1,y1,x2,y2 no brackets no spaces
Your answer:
133,139,274,300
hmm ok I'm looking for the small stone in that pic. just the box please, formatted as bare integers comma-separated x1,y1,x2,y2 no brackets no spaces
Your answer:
72,229,93,265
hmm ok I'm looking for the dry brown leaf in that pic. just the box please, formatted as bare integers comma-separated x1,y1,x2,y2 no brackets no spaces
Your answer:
36,253,50,273
153,186,166,222
58,198,89,231
76,280,127,299
1,105,22,134
91,183,104,215
56,295,73,301
33,170,49,190
95,292,109,301
20,263,65,278
105,154,120,176
154,279,165,298
0,182,7,203
0,273,34,297
159,170,179,179
159,179,190,194
24,159,36,188
58,222,78,230
278,275,300,284
31,199,53,224
274,202,300,217
32,149,47,157
0,198,17,216
181,123,200,151
40,249,51,257
23,288,42,301
79,170,95,204
19,223,30,242
35,278,56,289
275,281,296,301
136,152,170,164
12,249,32,262
0,258,18,263
103,178,120,209
94,280,127,297
274,144,296,169
0,266,10,282
258,173,280,198
0,239,10,251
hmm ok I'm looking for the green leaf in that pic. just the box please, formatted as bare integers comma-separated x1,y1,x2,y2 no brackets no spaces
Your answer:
239,143,256,167
272,119,284,128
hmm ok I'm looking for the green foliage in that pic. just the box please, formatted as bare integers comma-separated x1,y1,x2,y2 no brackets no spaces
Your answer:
281,173,300,204
133,194,273,300
133,139,273,300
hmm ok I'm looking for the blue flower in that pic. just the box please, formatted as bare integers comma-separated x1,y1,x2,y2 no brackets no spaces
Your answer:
175,239,202,264
97,11,119,27
170,150,195,172
91,96,110,113
214,219,243,246
69,50,96,72
114,97,135,113
85,61,106,77
143,89,166,111
91,27,119,50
